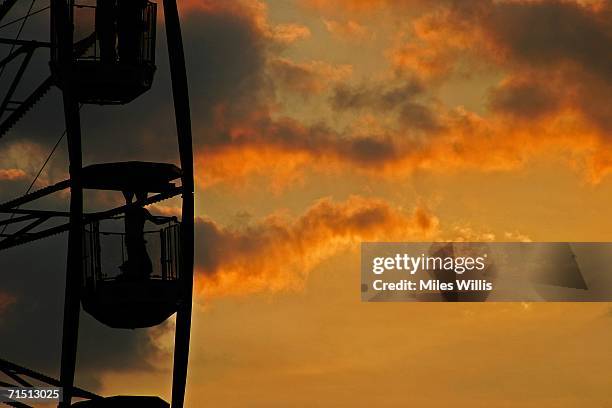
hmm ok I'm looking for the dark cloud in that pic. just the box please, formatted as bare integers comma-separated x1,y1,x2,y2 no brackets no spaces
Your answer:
481,1,612,77
331,80,441,131
269,58,351,96
344,136,398,165
199,114,406,181
398,101,440,132
488,78,561,119
183,8,270,120
332,80,422,110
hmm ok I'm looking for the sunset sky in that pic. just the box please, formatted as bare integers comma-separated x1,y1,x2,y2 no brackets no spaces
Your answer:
2,0,612,406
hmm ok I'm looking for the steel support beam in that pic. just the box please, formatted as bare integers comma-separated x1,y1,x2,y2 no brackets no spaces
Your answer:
0,187,182,251
51,0,83,404
0,180,70,211
0,38,51,47
163,0,195,406
0,357,100,401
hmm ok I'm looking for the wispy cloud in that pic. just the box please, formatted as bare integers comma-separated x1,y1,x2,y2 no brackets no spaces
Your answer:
194,196,438,297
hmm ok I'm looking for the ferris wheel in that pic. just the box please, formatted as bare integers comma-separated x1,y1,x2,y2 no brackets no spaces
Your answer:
0,0,195,406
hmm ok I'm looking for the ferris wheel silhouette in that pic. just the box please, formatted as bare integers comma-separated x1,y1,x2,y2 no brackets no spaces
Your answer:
0,0,195,406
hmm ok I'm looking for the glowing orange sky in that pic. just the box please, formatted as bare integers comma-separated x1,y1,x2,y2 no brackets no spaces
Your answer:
168,1,612,406
140,2,612,405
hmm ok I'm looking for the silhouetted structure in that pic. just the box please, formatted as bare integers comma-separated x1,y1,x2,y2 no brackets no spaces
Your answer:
0,357,101,406
0,357,168,407
0,0,194,406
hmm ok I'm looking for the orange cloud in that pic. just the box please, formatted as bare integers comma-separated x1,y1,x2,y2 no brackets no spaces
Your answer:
389,9,483,81
182,0,612,188
195,97,612,189
387,1,612,182
270,23,311,44
194,196,438,298
323,19,373,41
0,168,26,181
301,0,397,14
179,0,265,16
